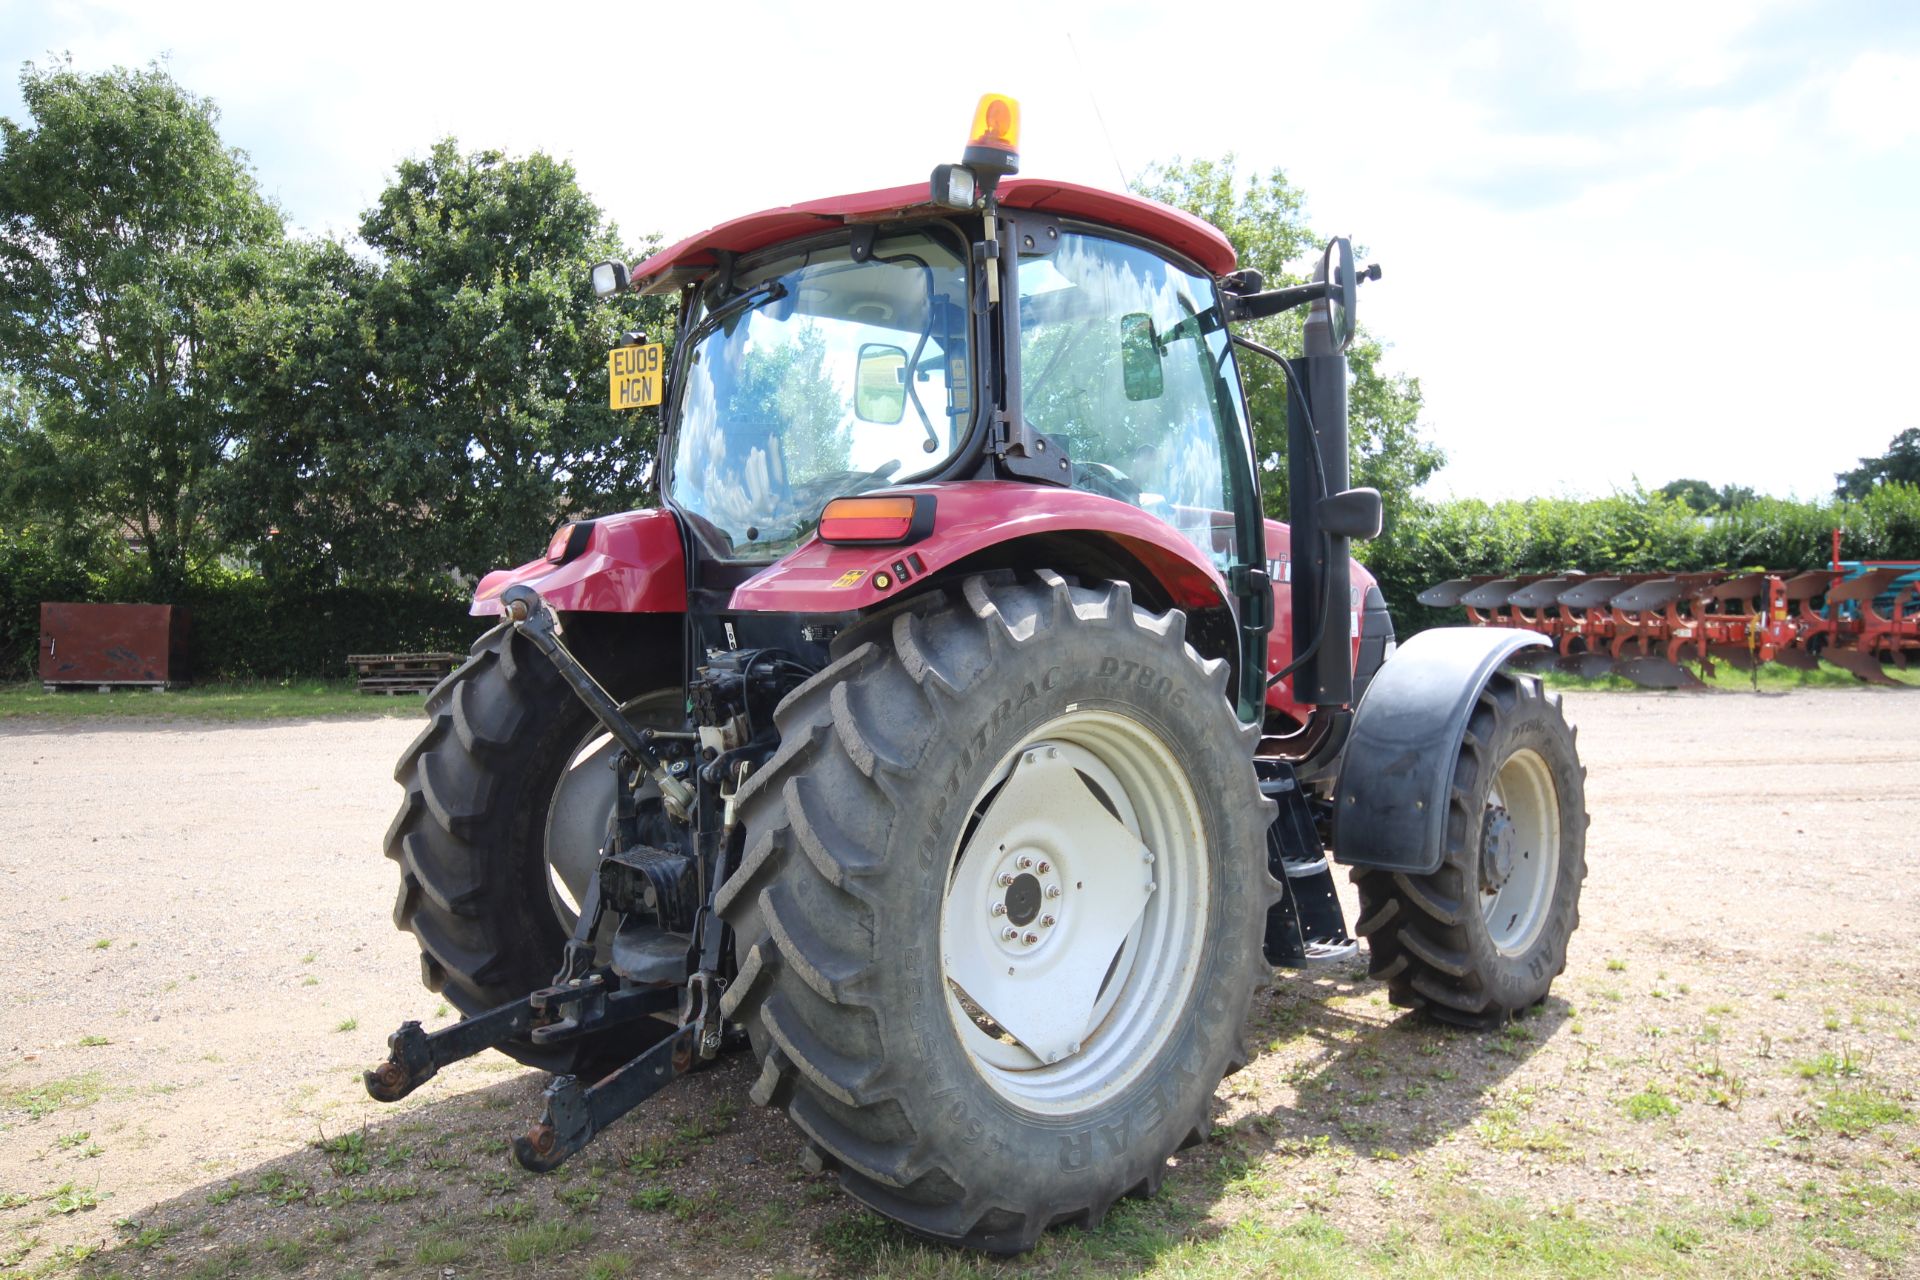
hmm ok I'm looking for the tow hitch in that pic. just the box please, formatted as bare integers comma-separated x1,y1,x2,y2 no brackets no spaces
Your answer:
365,584,746,1173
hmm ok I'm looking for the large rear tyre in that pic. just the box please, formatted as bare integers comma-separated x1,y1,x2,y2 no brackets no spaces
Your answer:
1353,669,1588,1027
716,570,1276,1252
385,621,681,1072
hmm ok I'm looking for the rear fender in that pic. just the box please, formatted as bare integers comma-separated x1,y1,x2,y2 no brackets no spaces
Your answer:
727,481,1230,615
471,509,686,616
1329,627,1549,874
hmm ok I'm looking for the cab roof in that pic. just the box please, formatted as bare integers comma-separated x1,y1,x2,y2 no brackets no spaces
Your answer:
630,178,1237,294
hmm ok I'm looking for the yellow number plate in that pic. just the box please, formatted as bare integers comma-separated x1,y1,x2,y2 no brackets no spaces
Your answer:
608,343,665,409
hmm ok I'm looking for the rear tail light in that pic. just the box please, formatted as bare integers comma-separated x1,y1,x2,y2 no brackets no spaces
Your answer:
817,495,934,545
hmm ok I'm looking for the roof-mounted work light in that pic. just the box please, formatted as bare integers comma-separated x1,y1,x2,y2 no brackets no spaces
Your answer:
589,259,629,299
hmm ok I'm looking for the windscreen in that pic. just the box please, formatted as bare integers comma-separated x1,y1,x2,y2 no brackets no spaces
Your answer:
666,232,970,559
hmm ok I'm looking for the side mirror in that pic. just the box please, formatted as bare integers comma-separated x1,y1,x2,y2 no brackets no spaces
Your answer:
1319,238,1358,353
1318,487,1383,541
1119,312,1164,402
589,260,630,300
854,344,908,424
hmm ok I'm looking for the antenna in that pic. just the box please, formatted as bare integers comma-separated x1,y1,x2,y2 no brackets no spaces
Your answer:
1067,31,1130,191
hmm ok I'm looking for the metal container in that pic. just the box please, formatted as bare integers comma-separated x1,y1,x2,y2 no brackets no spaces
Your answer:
38,603,191,689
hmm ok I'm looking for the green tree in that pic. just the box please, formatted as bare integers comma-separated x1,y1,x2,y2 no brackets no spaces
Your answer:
336,139,669,578
207,236,393,584
221,139,670,586
1131,156,1441,539
1658,478,1718,513
0,61,283,596
1835,428,1920,499
1661,479,1759,513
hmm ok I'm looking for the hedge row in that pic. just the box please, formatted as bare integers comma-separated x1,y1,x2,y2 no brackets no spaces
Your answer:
11,483,1920,680
1363,483,1920,635
2,526,478,682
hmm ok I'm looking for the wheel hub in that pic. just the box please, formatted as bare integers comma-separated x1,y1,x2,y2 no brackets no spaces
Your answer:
1003,871,1045,928
1480,805,1517,892
983,844,1062,949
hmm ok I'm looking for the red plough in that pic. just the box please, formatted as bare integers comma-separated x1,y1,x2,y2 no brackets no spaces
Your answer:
1419,543,1919,689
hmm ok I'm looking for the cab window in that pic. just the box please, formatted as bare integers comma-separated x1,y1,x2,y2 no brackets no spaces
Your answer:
1016,232,1249,568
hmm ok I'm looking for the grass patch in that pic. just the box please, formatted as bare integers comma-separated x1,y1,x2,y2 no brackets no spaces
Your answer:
628,1186,677,1212
503,1219,594,1264
556,1183,601,1213
483,1201,535,1223
414,1233,471,1266
818,1211,911,1269
259,1235,311,1270
1794,1048,1869,1080
1817,1086,1911,1136
0,679,426,721
583,1253,635,1280
315,1129,371,1176
1544,660,1920,693
1,1073,102,1121
46,1182,101,1214
1623,1085,1680,1121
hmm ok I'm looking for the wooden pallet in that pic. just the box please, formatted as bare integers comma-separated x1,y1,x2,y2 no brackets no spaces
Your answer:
346,652,461,696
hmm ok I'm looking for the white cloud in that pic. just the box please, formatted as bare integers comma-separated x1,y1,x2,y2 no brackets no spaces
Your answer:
1828,51,1920,150
1548,0,1779,91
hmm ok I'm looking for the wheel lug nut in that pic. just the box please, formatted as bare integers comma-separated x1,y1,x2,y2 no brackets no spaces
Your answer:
997,873,1014,887
1045,884,1061,899
1002,927,1019,941
1023,932,1039,945
991,903,1007,917
1041,915,1055,927
1142,851,1155,864
1036,860,1050,874
1016,855,1033,870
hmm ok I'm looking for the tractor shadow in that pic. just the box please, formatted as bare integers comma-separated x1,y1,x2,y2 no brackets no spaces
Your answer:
1234,961,1571,1157
54,973,1567,1279
1009,963,1572,1273
58,1052,852,1280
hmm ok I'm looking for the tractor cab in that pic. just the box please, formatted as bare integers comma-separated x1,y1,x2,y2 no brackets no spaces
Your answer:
583,97,1347,727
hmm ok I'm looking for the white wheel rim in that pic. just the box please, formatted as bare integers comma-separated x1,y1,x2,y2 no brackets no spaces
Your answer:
939,709,1210,1113
542,691,682,929
1480,747,1559,955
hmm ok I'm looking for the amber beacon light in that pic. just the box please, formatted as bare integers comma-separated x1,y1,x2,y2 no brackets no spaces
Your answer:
962,94,1021,178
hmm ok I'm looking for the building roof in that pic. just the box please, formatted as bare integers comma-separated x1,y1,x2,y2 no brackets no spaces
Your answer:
630,177,1237,292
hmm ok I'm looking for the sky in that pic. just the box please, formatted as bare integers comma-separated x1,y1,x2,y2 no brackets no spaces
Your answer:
4,0,1917,501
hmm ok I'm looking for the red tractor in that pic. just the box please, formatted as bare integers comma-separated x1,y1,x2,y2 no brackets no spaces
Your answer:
368,96,1587,1252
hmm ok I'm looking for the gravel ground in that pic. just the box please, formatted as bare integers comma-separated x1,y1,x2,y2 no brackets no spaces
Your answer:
1,688,1916,1277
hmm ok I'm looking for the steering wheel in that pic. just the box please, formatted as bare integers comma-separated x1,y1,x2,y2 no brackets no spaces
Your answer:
1072,461,1143,506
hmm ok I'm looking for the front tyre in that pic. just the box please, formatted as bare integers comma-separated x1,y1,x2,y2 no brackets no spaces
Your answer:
1354,670,1588,1027
715,570,1277,1252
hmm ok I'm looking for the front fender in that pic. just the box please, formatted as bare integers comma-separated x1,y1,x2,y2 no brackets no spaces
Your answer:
471,509,686,616
1329,627,1549,874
